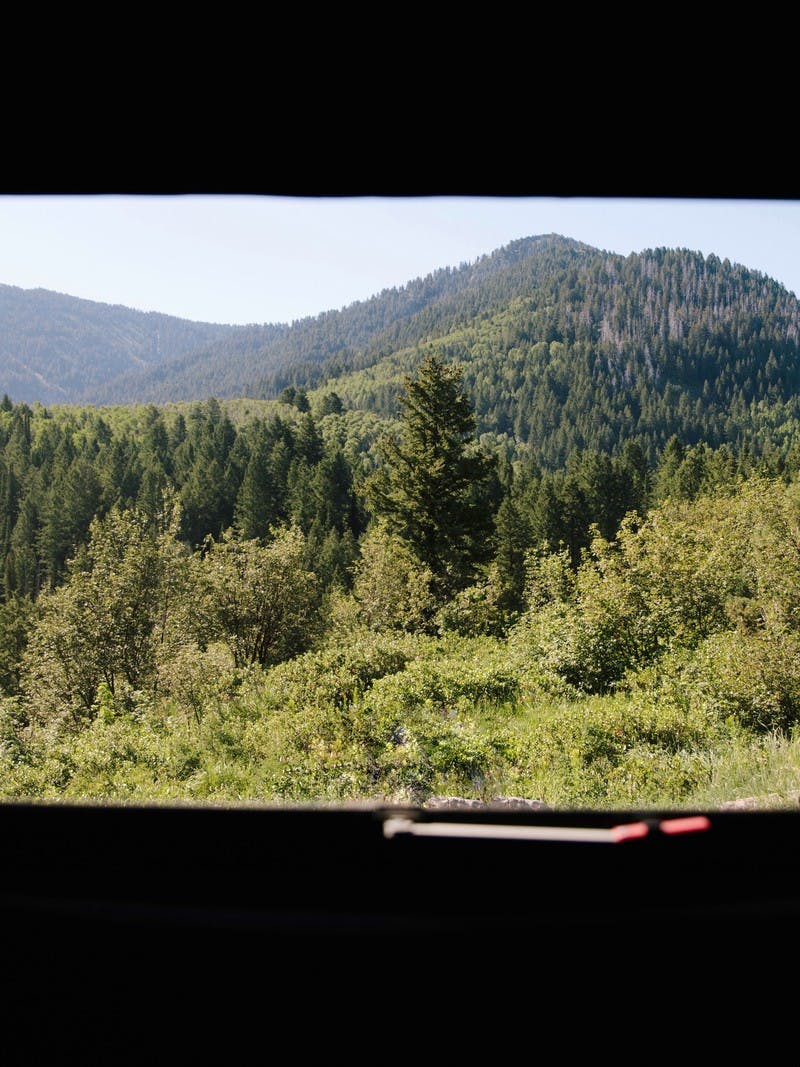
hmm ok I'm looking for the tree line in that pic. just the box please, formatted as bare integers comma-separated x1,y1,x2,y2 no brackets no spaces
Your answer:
1,354,798,727
265,246,800,470
4,354,800,811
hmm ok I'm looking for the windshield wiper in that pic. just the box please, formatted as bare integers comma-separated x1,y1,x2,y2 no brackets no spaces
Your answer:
382,814,712,843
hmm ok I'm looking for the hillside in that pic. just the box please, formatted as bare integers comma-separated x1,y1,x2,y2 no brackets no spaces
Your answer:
89,234,596,404
0,235,596,406
3,235,800,472
5,295,800,818
299,245,800,467
0,284,280,405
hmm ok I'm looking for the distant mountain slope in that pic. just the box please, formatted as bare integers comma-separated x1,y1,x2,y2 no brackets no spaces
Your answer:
248,234,599,399
0,285,258,405
89,234,596,404
0,235,603,406
4,235,800,473
288,246,800,467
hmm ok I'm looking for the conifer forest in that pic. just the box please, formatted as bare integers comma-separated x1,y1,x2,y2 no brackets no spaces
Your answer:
3,236,800,809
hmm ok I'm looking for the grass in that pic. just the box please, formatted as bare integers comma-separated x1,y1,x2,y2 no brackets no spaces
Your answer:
3,630,800,811
680,726,800,810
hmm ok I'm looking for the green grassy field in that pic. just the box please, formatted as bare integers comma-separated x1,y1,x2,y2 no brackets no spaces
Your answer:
3,626,798,811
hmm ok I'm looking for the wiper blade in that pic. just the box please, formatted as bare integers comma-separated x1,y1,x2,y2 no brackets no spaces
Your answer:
383,814,712,844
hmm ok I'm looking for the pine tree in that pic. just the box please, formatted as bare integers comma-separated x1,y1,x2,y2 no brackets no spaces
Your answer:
235,434,279,541
492,495,533,614
365,354,495,601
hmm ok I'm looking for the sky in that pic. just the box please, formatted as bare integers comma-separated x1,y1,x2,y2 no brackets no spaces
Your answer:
0,194,798,327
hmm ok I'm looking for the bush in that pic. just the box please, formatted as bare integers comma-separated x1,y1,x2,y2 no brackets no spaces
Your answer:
663,627,800,733
491,693,722,808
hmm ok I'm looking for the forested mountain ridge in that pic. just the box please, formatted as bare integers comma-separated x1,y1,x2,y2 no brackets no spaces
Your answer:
91,234,597,404
244,234,600,399
272,246,800,468
0,283,260,405
0,235,597,406
4,235,800,470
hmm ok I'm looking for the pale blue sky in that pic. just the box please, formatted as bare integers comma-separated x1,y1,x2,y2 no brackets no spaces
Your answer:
0,195,798,326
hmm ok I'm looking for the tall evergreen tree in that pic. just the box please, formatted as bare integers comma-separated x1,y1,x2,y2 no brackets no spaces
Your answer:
235,434,279,540
365,354,495,601
492,495,533,614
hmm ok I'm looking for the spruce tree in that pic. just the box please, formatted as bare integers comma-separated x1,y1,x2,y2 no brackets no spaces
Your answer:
235,435,279,541
365,354,495,601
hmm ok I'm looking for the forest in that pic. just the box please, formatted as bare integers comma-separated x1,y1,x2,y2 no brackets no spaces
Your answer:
3,340,800,809
4,236,800,809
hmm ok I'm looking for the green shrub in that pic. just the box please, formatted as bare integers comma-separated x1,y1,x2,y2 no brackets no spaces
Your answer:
663,628,800,733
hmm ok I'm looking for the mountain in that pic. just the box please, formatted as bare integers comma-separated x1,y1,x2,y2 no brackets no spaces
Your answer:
295,243,800,467
3,235,800,469
0,284,281,406
87,234,596,405
0,235,596,406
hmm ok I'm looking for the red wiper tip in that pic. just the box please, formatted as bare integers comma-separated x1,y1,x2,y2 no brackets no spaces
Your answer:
611,815,711,842
659,815,712,835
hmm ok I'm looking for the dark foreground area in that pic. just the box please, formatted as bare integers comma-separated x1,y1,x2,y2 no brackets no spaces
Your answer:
3,801,797,1060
